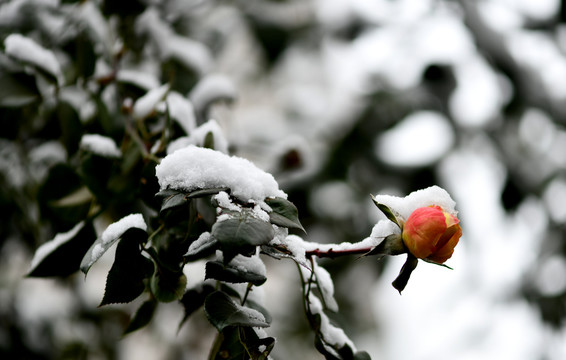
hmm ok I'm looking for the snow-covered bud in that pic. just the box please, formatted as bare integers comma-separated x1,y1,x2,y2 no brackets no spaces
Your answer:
402,205,461,264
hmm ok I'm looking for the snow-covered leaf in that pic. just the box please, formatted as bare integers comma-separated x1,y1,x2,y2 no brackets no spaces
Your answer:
80,134,121,158
212,210,274,260
205,260,267,286
4,34,63,85
313,263,339,312
204,291,270,331
100,229,153,306
28,221,96,277
166,91,196,134
132,84,169,120
156,145,286,202
0,72,40,107
166,120,229,155
184,232,219,261
80,214,147,275
189,74,236,119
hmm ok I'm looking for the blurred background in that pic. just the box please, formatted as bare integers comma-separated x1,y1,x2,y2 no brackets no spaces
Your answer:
1,0,566,359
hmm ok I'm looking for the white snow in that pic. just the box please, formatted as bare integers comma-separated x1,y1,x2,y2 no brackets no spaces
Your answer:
372,185,457,222
167,119,229,154
228,254,267,277
166,92,197,135
117,69,161,91
167,36,212,75
189,74,237,113
312,262,339,312
80,134,121,158
213,191,241,212
250,204,271,223
29,222,85,271
82,214,147,273
4,33,63,85
375,111,455,167
308,293,355,350
133,84,169,119
101,213,147,245
136,8,211,75
185,232,214,256
271,220,395,269
156,145,287,202
449,58,505,128
238,303,266,324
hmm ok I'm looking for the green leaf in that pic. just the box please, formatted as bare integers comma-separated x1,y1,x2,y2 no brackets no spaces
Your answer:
78,151,116,203
56,100,83,155
27,221,96,277
184,234,219,262
38,164,88,226
265,197,305,232
205,260,267,286
187,187,230,199
209,327,248,360
0,71,40,107
100,230,154,306
179,283,216,330
49,186,93,208
370,195,402,228
203,130,214,150
391,254,419,294
150,268,187,303
160,192,188,213
81,226,148,275
314,333,341,360
422,258,453,270
124,299,158,335
245,300,273,325
238,326,275,360
212,210,274,261
204,291,270,331
363,233,405,258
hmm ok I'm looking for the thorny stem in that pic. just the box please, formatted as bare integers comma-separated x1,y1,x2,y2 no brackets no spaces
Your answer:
305,246,374,259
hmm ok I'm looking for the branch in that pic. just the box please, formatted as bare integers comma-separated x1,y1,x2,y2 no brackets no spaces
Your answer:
304,234,405,260
305,246,374,259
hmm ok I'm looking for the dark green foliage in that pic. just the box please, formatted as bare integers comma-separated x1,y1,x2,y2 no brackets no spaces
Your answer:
149,266,187,303
179,283,216,329
100,229,154,305
204,291,270,332
124,299,158,335
211,210,274,263
27,221,96,277
265,197,305,232
0,71,40,107
205,260,267,286
38,164,91,229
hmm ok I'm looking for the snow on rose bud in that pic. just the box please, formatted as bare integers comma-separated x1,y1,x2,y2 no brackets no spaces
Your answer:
402,205,461,264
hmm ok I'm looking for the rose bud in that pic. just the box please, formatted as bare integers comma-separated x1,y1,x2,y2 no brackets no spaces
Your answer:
402,205,462,264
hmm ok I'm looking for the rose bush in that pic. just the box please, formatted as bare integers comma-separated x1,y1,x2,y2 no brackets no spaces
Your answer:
402,205,462,264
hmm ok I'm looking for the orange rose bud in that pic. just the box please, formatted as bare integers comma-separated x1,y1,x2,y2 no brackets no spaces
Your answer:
402,205,462,264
